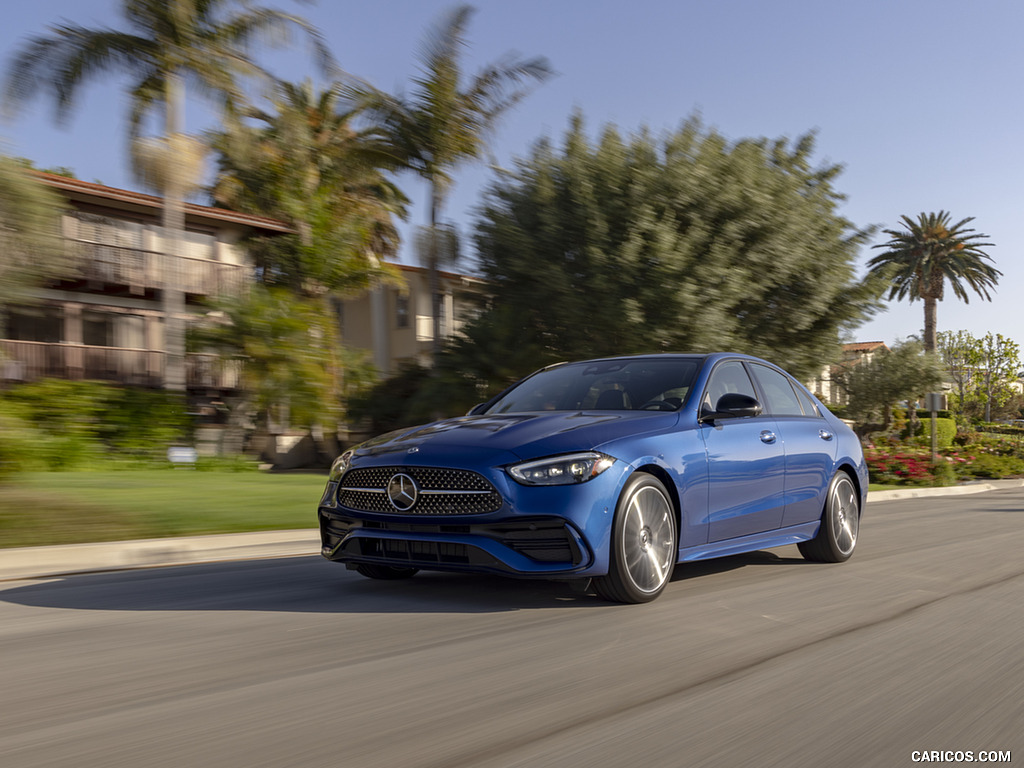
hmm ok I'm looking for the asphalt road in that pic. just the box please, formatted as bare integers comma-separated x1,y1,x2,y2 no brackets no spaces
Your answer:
1,488,1022,768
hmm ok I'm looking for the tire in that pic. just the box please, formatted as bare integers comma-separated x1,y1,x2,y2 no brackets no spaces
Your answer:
798,471,859,563
593,473,677,604
355,564,420,580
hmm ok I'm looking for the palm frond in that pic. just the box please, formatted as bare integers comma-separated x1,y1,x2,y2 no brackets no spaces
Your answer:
5,26,156,122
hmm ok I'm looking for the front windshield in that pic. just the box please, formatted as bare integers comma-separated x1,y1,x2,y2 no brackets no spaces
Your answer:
485,358,700,414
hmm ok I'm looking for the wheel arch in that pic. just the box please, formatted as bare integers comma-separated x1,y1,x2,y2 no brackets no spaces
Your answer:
835,461,864,515
633,462,682,550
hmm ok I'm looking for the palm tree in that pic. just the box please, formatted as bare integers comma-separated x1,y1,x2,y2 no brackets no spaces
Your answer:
353,4,551,356
211,79,406,296
4,0,332,390
209,80,407,449
867,211,1000,353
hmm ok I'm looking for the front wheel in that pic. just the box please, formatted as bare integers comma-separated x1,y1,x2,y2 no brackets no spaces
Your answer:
593,473,677,603
799,471,859,563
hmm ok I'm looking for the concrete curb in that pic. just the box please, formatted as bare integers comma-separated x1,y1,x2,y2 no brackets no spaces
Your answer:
866,477,1024,503
0,529,320,582
3,480,1023,582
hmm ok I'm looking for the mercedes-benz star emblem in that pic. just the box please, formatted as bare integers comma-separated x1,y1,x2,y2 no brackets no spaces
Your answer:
386,473,419,511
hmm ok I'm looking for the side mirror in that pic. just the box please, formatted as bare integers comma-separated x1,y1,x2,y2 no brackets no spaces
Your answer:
701,393,763,422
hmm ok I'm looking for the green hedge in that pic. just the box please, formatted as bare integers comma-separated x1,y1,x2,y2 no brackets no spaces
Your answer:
916,409,953,420
0,380,190,476
922,417,956,450
962,454,1024,479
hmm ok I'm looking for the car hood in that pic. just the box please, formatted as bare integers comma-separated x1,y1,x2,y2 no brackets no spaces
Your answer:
353,411,681,465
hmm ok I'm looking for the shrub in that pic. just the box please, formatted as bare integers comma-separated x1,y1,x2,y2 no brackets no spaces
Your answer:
0,379,191,472
960,453,1024,479
921,418,956,450
929,459,958,487
0,402,43,480
864,448,934,486
194,454,260,472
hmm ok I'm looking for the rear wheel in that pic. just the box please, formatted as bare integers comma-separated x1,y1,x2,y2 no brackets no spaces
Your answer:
355,564,420,580
593,473,677,603
799,471,859,562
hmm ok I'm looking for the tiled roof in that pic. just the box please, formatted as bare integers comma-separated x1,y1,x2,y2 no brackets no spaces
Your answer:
843,341,888,353
34,171,292,233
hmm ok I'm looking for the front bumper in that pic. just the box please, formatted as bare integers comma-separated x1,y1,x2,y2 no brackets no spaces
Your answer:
316,458,627,577
318,509,593,576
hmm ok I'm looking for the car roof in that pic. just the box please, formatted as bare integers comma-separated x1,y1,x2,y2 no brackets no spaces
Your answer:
546,352,772,368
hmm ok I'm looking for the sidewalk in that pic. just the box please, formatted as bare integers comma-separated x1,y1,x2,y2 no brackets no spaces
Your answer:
0,529,320,582
2,480,1022,581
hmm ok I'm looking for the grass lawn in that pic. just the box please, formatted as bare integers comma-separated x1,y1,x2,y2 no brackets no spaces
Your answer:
0,470,327,549
0,471,930,550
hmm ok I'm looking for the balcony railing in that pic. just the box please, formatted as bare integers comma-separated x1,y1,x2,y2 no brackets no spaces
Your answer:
0,340,241,390
69,240,248,297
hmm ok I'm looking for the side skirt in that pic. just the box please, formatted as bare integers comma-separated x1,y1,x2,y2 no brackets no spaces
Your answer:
678,521,820,563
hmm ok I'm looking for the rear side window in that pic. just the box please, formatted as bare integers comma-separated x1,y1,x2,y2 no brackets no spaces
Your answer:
749,364,804,417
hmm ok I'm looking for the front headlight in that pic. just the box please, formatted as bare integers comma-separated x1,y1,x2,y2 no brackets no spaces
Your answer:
329,450,354,482
508,452,615,486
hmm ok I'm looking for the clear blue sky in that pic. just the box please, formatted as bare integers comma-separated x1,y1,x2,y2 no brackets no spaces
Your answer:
2,0,1020,351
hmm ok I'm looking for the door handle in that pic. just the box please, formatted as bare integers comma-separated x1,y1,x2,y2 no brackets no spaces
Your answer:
759,430,776,444
819,429,834,441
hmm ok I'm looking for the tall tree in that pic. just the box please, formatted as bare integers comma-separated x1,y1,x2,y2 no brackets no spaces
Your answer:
4,0,331,390
867,212,1000,354
189,285,342,452
208,80,408,445
353,4,551,356
0,157,65,309
832,340,943,429
936,330,1021,423
937,329,983,423
977,333,1021,423
428,115,884,413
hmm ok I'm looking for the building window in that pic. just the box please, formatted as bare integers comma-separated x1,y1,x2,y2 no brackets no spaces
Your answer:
396,295,410,329
82,311,114,347
5,306,63,343
81,311,146,348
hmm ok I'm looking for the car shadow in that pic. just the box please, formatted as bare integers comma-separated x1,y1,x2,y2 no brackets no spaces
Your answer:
0,549,807,615
670,549,807,582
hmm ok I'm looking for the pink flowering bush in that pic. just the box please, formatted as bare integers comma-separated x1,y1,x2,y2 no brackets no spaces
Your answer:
864,448,934,486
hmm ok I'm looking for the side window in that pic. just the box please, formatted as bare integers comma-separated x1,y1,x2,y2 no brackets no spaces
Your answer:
749,364,804,417
704,361,757,411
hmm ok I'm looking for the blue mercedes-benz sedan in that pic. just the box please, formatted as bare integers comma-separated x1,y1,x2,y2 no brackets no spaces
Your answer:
318,353,867,603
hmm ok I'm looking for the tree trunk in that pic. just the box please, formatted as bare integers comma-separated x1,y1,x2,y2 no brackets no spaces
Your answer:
922,296,937,354
428,189,441,361
162,72,187,392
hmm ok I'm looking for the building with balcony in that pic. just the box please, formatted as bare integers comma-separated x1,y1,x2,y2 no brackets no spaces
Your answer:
2,173,486,401
339,264,486,376
0,172,291,398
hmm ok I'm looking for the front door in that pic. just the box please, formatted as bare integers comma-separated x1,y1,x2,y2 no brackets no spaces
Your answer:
700,360,786,542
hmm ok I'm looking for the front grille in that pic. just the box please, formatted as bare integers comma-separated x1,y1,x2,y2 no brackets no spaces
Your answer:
337,466,503,516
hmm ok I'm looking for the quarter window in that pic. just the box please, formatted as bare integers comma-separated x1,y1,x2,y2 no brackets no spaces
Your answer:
793,383,821,418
